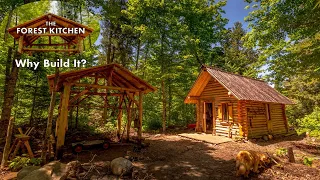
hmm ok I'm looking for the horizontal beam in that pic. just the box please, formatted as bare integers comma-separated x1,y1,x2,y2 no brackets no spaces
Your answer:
72,83,140,92
26,33,81,37
30,43,70,46
68,105,129,109
70,91,123,96
23,48,78,52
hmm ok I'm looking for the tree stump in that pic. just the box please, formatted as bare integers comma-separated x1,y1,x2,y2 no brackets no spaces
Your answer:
288,147,295,163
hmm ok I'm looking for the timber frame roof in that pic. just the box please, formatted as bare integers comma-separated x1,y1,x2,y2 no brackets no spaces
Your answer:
47,63,156,93
8,13,93,54
8,13,93,43
185,65,294,104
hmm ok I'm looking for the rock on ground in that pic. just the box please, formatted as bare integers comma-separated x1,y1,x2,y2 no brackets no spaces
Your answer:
17,166,40,180
21,161,67,180
110,157,133,176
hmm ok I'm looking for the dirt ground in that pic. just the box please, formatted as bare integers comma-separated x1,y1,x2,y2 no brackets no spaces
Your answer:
1,131,320,180
58,132,320,179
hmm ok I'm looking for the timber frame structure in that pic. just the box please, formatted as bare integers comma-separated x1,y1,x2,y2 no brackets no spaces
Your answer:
185,65,294,139
8,13,93,54
47,64,156,154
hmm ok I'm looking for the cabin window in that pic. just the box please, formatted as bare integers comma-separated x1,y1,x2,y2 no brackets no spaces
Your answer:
266,104,271,120
218,103,233,122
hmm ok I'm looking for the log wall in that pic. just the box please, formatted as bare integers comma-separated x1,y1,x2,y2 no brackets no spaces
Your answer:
194,78,289,138
246,101,269,138
198,79,239,136
270,103,288,134
245,101,288,138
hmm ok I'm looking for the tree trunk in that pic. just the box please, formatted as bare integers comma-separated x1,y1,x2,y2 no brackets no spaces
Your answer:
142,43,149,78
0,117,14,169
69,107,74,129
0,53,20,138
4,47,12,97
135,34,141,70
75,105,79,129
161,80,166,132
111,46,115,63
41,65,59,163
168,78,172,126
106,31,113,64
160,33,166,132
288,147,295,163
3,9,13,42
29,73,39,126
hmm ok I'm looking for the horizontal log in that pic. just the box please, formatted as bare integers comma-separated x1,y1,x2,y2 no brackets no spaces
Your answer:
26,33,80,37
249,127,268,131
68,105,131,109
72,83,140,92
23,48,78,52
30,43,70,46
70,91,123,96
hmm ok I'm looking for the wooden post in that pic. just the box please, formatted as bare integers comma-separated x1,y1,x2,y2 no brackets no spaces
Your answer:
282,104,289,133
1,117,14,168
288,147,295,163
18,36,24,54
138,91,143,141
126,100,132,141
55,83,71,158
203,102,206,133
102,94,108,121
199,100,204,132
212,101,216,135
117,95,124,139
196,100,200,132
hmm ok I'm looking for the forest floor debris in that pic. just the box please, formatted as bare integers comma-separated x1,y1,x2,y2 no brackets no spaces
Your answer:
1,131,320,179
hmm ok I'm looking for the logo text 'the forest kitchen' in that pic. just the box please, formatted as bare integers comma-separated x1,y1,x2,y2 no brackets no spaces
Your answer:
16,21,86,34
15,19,87,70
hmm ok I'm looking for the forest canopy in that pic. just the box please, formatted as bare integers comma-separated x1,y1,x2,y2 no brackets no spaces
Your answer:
0,0,319,141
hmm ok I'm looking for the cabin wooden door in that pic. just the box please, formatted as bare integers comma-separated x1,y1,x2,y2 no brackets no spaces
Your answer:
204,102,214,132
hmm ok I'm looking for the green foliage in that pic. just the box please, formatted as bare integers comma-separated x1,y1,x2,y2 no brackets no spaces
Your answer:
214,22,261,77
296,107,320,137
0,1,100,127
275,148,288,157
9,156,41,171
95,122,117,135
245,0,320,132
145,119,162,131
303,156,314,167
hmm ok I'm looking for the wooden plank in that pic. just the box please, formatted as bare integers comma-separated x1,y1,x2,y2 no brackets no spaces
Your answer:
23,48,78,52
73,83,139,92
70,91,122,96
56,83,71,156
30,43,70,46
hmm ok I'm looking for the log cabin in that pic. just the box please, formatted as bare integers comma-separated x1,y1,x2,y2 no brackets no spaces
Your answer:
184,65,294,138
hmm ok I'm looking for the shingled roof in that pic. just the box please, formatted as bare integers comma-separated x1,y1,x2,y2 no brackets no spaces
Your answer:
185,66,294,104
